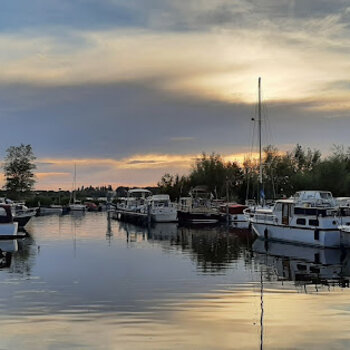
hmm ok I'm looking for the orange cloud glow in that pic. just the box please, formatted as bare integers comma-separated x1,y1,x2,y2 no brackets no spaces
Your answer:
29,151,261,190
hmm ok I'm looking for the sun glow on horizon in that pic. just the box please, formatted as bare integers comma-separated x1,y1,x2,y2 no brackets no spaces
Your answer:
18,151,260,190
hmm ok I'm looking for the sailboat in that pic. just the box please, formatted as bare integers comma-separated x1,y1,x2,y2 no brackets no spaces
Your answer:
69,164,86,212
244,81,350,248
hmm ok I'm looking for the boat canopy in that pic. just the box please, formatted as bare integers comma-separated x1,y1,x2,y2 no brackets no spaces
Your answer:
149,194,170,202
293,191,336,207
127,189,152,198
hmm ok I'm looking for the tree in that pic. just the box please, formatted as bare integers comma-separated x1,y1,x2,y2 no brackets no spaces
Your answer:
3,144,36,194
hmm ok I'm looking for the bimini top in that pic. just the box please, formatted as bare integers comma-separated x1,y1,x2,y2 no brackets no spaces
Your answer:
127,189,152,198
128,189,152,194
293,191,336,207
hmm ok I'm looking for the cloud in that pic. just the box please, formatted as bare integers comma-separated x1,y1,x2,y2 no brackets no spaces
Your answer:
0,0,350,189
1,21,350,112
36,172,70,179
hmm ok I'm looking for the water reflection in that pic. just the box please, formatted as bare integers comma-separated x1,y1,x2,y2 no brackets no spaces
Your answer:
0,240,17,269
0,214,350,349
10,237,36,276
120,222,255,273
253,238,350,289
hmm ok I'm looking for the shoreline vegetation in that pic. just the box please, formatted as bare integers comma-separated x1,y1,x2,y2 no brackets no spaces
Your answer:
156,144,350,203
3,144,350,207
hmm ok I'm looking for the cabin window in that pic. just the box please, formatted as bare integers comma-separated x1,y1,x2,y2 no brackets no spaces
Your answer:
274,203,282,212
314,253,320,264
320,192,331,200
289,204,294,218
310,266,320,273
314,230,320,240
296,264,307,271
309,219,319,226
296,218,306,225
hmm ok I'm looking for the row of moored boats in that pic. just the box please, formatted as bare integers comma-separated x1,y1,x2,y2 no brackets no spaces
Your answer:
113,188,350,249
0,198,105,238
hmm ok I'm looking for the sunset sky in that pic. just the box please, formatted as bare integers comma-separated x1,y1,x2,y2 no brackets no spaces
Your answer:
1,0,350,189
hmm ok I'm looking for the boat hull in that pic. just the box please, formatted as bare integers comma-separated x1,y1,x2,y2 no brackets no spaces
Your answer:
151,212,178,223
252,222,342,248
0,222,18,238
14,212,35,228
229,214,250,228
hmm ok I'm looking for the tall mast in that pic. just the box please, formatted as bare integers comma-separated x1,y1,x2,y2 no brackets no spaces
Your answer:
258,77,263,204
74,163,77,202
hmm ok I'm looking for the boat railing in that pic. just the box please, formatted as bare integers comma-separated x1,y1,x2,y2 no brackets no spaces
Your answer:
246,209,276,224
151,202,177,209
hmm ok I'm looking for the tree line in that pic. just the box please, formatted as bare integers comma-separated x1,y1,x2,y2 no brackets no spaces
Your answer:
4,143,350,205
157,144,350,203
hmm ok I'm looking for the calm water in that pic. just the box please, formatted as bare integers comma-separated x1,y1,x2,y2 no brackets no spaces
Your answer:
1,213,350,349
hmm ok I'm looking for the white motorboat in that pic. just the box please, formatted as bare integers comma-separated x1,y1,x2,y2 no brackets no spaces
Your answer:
246,190,350,248
0,198,36,228
116,189,152,213
114,189,177,224
0,205,18,237
142,194,177,223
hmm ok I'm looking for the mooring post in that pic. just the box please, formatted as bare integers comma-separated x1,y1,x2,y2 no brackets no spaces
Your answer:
226,203,230,223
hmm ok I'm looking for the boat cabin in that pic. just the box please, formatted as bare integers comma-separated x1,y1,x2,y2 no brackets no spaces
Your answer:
119,189,152,211
270,191,340,228
148,194,172,208
0,205,14,224
293,191,336,208
128,189,152,199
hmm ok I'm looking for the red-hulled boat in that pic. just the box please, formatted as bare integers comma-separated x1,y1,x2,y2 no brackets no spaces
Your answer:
219,203,249,228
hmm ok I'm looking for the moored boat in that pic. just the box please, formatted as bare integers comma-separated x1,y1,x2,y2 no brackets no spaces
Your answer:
143,194,177,223
0,198,36,228
177,187,224,224
12,203,37,228
219,203,249,227
247,190,350,248
116,189,152,212
0,204,18,238
69,164,86,212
